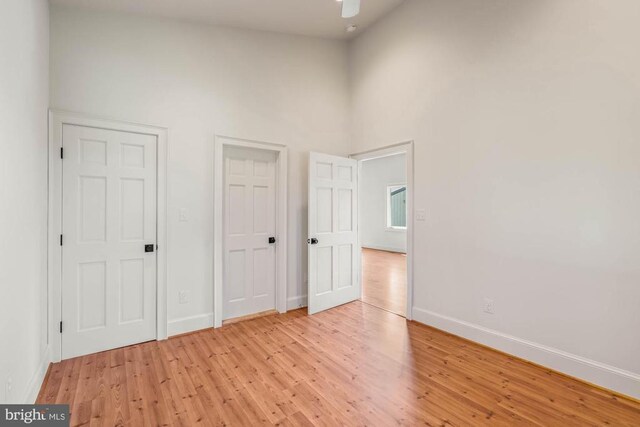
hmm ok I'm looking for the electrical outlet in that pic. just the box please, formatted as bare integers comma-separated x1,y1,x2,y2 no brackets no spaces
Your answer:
178,290,190,304
415,209,426,221
483,298,495,314
179,208,188,222
5,377,12,402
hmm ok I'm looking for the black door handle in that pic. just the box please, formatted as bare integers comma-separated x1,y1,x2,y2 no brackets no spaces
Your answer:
145,244,155,253
307,238,318,245
269,237,276,244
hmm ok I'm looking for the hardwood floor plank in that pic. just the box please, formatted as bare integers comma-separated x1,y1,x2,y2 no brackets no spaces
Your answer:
281,411,314,427
38,301,640,426
108,349,129,426
361,248,407,316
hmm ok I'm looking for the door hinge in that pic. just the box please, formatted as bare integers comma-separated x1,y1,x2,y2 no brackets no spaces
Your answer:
60,147,64,159
60,234,63,246
59,321,63,333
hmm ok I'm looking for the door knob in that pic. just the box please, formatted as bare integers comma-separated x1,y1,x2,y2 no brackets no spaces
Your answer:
307,238,318,245
269,237,276,244
145,244,155,253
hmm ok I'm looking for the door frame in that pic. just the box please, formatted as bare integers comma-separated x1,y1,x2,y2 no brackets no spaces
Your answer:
350,141,414,320
48,110,169,362
213,135,288,328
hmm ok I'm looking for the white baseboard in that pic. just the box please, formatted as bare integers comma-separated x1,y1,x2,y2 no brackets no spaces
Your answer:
412,307,640,400
362,245,406,254
167,313,214,337
287,295,307,310
168,301,309,336
24,346,50,403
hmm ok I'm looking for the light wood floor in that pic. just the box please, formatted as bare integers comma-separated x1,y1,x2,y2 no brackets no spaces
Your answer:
38,302,640,426
361,248,407,316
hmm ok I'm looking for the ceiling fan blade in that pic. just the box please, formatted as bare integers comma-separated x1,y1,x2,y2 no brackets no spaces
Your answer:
342,0,360,18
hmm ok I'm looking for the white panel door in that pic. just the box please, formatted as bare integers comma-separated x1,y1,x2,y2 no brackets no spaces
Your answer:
62,124,157,359
308,152,359,314
223,147,277,320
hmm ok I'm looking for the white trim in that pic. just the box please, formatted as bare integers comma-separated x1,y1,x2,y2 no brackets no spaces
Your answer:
412,307,640,400
214,135,288,328
48,110,169,362
362,245,406,254
384,227,407,233
168,313,214,337
287,295,308,310
23,346,51,403
351,141,414,320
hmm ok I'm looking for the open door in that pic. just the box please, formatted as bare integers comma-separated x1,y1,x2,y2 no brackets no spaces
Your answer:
308,152,359,314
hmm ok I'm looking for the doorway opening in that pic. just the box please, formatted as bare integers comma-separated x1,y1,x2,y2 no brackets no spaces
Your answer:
359,153,407,316
214,136,288,328
351,142,413,319
48,111,168,362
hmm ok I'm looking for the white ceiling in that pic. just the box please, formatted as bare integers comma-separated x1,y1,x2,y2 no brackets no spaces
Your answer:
49,0,405,39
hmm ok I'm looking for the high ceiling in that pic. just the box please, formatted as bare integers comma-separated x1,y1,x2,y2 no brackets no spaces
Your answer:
49,0,405,39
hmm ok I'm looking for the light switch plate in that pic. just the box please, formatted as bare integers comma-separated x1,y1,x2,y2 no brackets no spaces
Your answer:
415,209,426,221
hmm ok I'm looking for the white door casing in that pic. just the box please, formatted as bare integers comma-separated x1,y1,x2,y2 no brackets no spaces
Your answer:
308,152,359,314
213,135,288,328
61,124,157,359
350,141,414,320
223,146,277,320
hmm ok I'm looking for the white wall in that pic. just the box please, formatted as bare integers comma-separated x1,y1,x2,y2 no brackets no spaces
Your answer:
360,154,406,252
50,6,350,331
350,0,640,397
0,0,50,403
46,0,640,399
